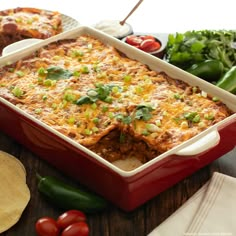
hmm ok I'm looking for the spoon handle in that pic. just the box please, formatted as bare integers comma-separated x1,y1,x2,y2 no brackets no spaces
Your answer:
120,0,144,25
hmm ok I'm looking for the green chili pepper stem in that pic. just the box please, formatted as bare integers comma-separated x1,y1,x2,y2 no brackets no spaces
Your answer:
36,173,42,181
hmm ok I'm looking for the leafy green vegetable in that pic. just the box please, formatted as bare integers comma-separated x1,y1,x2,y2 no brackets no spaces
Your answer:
166,30,236,70
134,105,154,121
75,96,95,105
46,66,73,80
75,83,118,106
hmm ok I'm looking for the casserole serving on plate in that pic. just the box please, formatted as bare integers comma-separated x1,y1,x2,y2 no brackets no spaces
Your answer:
0,26,236,211
0,7,79,54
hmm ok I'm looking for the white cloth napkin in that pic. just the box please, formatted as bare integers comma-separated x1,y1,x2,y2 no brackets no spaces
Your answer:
148,172,236,236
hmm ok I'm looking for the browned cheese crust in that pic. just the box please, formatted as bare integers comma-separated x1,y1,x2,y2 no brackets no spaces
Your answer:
0,35,233,163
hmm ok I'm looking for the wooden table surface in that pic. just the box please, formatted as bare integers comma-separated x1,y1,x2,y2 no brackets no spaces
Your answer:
0,130,236,236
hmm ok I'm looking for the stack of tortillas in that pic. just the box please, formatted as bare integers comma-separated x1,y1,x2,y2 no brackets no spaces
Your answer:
0,150,30,233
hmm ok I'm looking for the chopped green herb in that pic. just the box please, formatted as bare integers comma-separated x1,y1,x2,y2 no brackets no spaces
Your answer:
91,103,97,110
46,66,73,80
192,87,198,93
104,96,113,103
51,103,57,109
93,117,99,124
134,105,154,121
184,112,201,123
173,117,182,124
76,96,95,105
76,83,117,106
84,129,92,135
73,71,80,77
15,18,22,23
122,116,132,124
111,86,120,93
16,71,24,77
87,89,98,97
35,108,42,114
27,19,33,24
119,132,126,143
12,87,23,98
115,114,131,124
192,114,201,123
173,93,181,99
102,105,108,112
80,66,89,74
142,129,150,136
64,93,76,102
37,77,43,84
184,112,198,121
108,112,114,119
37,67,47,76
212,96,220,102
43,79,53,86
123,75,131,83
87,43,93,50
93,64,100,72
92,127,99,133
68,117,75,124
204,113,215,120
71,50,84,57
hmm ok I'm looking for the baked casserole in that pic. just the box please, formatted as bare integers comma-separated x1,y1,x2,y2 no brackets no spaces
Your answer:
0,35,233,169
0,7,62,53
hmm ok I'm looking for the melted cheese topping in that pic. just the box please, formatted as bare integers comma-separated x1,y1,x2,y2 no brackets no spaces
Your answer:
0,7,62,38
0,35,232,157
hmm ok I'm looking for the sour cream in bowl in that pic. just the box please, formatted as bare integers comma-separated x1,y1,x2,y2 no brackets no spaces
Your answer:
94,20,133,39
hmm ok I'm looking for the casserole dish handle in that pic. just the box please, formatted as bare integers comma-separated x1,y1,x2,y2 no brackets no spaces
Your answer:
2,38,43,56
174,129,220,156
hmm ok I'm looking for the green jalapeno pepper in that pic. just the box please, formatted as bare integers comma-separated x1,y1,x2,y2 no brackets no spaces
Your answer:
187,59,224,82
37,174,108,213
216,66,236,94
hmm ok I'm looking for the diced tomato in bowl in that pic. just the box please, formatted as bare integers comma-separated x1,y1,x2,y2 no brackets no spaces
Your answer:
122,34,166,59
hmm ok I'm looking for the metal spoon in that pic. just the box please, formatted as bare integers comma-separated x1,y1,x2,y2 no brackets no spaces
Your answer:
120,0,144,26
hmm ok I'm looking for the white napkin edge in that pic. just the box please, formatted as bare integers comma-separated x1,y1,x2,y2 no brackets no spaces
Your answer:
148,182,209,236
148,172,236,236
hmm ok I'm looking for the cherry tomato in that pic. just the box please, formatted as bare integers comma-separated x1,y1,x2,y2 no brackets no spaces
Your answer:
140,39,156,51
125,35,142,46
144,41,161,52
140,35,155,41
57,210,86,230
35,217,59,236
61,222,89,236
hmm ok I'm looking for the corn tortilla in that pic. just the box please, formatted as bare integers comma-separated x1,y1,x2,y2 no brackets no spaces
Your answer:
0,150,30,233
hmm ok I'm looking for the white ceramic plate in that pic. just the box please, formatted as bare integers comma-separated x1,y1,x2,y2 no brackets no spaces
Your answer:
61,13,80,32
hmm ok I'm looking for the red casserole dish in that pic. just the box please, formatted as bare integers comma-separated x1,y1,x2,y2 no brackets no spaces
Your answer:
0,26,236,211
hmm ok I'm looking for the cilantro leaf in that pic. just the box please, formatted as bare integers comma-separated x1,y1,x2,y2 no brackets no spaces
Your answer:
46,66,73,80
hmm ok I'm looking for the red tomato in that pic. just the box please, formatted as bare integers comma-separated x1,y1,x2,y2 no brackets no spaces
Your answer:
61,222,89,236
140,35,155,41
57,210,87,230
140,39,161,52
35,217,59,236
140,39,155,51
125,35,142,46
145,41,161,52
